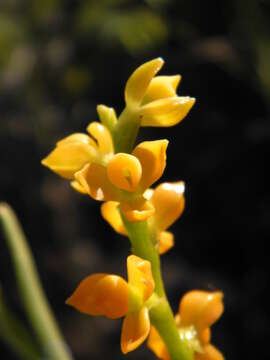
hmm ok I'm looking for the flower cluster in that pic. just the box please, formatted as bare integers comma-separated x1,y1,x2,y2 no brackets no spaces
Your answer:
41,58,193,223
42,58,224,360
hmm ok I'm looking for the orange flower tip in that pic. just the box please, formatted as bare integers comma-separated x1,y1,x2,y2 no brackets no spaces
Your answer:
121,307,150,354
164,139,169,147
97,104,113,113
157,57,164,66
147,326,170,360
125,58,165,106
196,344,224,360
187,97,196,107
174,96,196,110
101,201,128,236
158,231,174,255
172,74,182,89
175,96,196,112
41,157,49,167
212,292,224,317
163,181,185,195
86,121,101,134
149,57,164,70
180,290,224,331
200,327,211,345
70,180,88,194
41,156,66,176
65,296,74,307
214,292,224,301
65,293,81,310
65,274,129,318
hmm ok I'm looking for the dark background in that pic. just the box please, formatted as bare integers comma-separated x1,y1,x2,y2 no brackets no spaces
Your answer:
0,0,269,359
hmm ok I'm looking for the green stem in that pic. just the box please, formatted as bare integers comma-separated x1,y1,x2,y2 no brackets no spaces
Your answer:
113,107,140,153
150,299,193,360
0,203,72,360
122,214,193,360
0,287,41,360
121,216,165,297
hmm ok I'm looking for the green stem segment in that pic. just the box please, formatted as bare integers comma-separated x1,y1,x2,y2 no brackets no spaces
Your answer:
0,203,72,360
150,299,193,360
121,217,165,297
122,215,192,360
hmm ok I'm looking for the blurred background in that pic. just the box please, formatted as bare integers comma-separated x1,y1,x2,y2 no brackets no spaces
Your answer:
0,0,269,359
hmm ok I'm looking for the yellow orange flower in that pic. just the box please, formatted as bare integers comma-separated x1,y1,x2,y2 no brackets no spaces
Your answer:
41,121,114,192
66,255,155,354
147,291,224,360
101,181,185,254
42,118,168,220
74,138,168,221
125,58,195,127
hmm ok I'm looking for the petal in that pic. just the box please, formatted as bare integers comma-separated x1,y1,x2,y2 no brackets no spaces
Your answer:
143,75,181,104
120,199,155,222
86,121,114,154
195,344,224,360
101,201,127,236
75,163,116,201
132,140,168,190
140,96,195,127
107,153,142,192
200,328,211,345
121,307,150,354
70,180,88,194
56,133,97,148
97,104,117,133
179,291,224,335
147,326,170,360
151,182,185,231
41,142,96,179
125,58,164,107
127,255,154,302
158,231,174,255
66,273,129,319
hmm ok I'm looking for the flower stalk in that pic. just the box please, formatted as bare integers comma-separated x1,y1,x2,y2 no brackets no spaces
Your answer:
150,299,193,360
113,70,194,358
120,215,165,297
122,213,193,360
